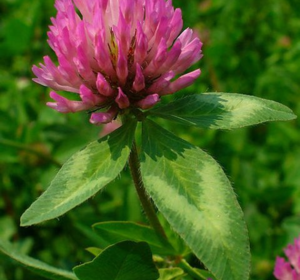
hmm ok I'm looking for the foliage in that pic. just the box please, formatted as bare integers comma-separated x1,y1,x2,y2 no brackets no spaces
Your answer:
0,0,299,280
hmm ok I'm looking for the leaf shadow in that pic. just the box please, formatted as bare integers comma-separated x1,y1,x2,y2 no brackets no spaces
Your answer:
98,121,136,161
152,94,237,129
142,119,192,162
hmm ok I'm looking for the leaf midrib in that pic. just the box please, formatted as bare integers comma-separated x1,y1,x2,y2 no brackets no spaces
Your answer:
147,133,247,280
113,245,137,280
154,155,245,279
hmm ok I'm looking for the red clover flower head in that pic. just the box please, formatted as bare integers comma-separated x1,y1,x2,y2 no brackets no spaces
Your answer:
274,237,300,280
32,0,203,125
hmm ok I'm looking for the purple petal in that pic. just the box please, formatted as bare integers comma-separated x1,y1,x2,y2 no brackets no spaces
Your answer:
285,239,300,274
115,88,130,109
147,17,169,62
96,73,115,97
177,28,194,47
95,31,115,77
99,0,109,12
79,84,106,105
115,9,130,53
172,38,203,74
158,40,182,75
100,120,122,137
73,45,96,83
90,107,118,125
148,71,175,94
274,257,296,280
167,8,183,46
134,21,148,65
133,63,145,92
144,38,167,75
32,59,80,93
161,69,201,95
73,0,92,21
116,46,128,86
47,91,90,113
136,94,160,110
119,0,135,23
57,54,80,84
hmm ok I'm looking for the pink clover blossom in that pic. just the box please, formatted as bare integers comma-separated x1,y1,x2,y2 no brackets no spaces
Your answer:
33,0,203,125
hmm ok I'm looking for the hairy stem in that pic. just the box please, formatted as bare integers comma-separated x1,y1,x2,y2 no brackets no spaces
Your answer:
180,259,207,280
128,140,167,239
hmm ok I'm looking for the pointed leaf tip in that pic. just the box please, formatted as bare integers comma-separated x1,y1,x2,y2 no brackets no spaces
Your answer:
150,92,296,129
73,241,159,280
21,120,137,226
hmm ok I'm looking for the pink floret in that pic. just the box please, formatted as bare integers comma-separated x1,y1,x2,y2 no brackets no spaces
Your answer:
274,238,300,280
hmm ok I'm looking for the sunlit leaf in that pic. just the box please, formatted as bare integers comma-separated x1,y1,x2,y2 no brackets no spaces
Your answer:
21,120,136,226
141,120,250,280
150,93,296,129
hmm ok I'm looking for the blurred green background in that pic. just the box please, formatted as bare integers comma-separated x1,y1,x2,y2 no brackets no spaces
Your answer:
0,0,299,279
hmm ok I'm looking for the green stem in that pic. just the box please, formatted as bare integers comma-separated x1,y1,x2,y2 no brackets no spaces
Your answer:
128,140,167,239
0,138,62,168
179,259,207,280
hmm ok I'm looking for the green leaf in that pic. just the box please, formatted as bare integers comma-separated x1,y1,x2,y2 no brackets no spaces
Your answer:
0,217,16,240
158,268,185,280
194,268,216,280
75,222,108,248
140,120,250,280
0,266,8,280
149,92,296,129
157,214,191,256
85,247,103,257
21,120,137,226
0,19,32,56
73,241,159,280
93,221,175,255
179,259,215,280
0,239,77,280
